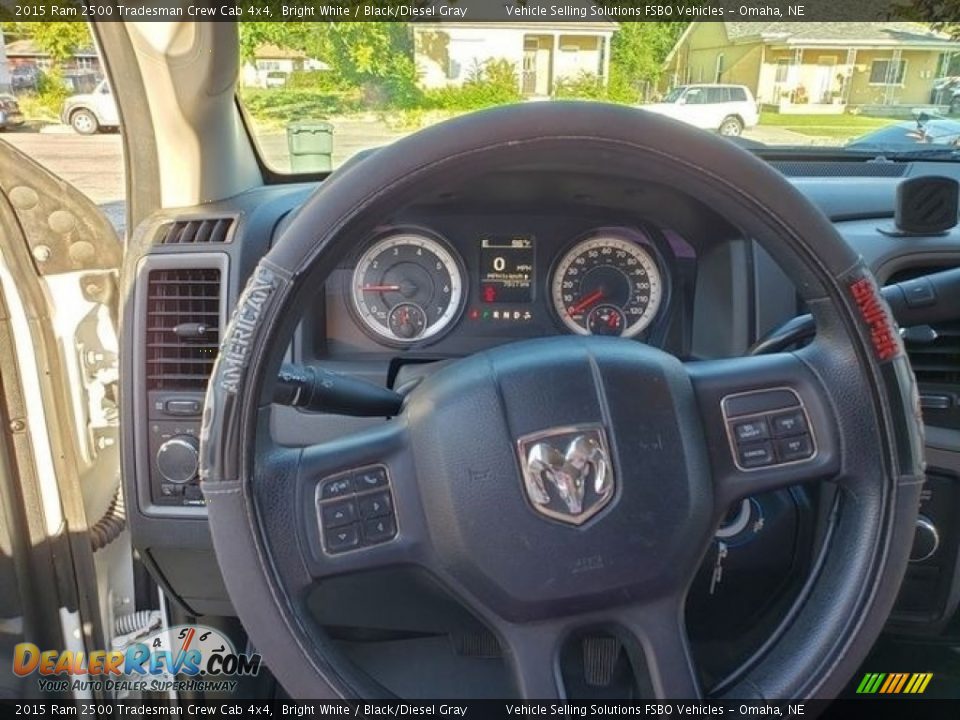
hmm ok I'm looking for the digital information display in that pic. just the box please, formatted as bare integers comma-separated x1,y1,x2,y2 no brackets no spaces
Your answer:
479,235,535,304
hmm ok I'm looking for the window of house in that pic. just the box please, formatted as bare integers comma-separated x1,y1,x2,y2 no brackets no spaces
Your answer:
715,54,725,83
869,59,907,85
775,59,790,83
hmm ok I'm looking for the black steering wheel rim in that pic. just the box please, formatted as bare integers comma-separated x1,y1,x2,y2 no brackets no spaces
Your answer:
200,102,925,700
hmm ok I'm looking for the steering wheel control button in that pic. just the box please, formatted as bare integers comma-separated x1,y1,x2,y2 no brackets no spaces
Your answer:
358,491,392,519
321,500,357,528
770,410,807,437
353,467,388,492
722,388,800,417
363,516,397,544
325,524,361,554
722,388,816,471
316,465,398,555
320,477,353,500
737,441,775,468
733,418,769,442
776,435,814,462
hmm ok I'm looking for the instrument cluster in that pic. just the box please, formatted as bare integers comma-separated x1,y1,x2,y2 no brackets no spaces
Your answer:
345,224,676,348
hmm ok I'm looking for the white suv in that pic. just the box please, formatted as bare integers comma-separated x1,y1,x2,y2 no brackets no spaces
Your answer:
642,84,759,137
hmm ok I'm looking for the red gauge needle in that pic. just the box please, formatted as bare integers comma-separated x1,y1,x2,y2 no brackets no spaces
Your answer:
362,284,401,292
569,289,605,315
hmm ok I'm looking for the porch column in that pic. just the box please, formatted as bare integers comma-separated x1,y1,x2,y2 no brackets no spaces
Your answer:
843,48,857,105
601,34,611,86
551,33,559,95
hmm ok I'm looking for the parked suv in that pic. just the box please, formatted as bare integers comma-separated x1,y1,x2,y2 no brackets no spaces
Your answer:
60,79,119,134
642,83,759,136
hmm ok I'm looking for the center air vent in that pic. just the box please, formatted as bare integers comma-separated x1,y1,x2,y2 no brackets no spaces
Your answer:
145,268,222,390
904,321,960,386
157,217,235,244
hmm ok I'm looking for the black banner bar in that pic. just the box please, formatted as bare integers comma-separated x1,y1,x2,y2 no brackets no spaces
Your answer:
1,700,960,720
0,0,940,23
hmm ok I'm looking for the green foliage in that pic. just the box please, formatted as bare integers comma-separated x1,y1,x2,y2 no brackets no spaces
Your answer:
553,72,609,101
423,58,521,111
285,70,343,92
2,21,92,63
610,23,687,97
239,87,362,128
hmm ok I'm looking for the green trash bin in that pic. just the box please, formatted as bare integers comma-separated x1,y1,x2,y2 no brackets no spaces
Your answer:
286,121,334,173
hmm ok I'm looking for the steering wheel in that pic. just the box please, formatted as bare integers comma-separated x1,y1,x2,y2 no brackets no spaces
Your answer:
200,103,925,699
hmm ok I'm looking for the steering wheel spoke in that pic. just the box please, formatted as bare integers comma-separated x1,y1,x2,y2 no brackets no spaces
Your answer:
686,352,842,510
293,419,432,579
615,595,701,699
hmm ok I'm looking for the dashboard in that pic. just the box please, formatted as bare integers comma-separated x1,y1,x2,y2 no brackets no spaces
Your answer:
121,157,960,652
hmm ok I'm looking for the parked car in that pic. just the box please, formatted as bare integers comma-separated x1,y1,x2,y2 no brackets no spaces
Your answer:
0,94,25,131
9,64,39,92
930,76,960,113
847,113,960,150
264,70,288,88
642,83,760,136
60,80,120,134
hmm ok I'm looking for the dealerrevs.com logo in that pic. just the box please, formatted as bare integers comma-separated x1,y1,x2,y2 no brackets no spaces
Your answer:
12,625,261,694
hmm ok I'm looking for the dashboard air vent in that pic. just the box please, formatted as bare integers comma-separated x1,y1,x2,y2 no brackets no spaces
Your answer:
145,268,221,390
157,217,234,245
904,321,960,386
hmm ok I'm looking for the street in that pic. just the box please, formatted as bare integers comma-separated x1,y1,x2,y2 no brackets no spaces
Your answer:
0,121,816,238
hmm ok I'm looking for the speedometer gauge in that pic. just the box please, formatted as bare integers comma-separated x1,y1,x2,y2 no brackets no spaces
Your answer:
551,231,664,338
350,231,465,345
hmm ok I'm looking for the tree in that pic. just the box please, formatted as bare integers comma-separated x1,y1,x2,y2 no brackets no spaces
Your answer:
609,23,687,99
1,21,92,63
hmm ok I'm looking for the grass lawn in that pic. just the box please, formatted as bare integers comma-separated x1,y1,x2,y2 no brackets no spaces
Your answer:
759,111,900,140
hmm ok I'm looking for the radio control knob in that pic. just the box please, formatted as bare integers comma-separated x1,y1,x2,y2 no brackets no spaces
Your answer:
156,435,200,485
910,515,940,563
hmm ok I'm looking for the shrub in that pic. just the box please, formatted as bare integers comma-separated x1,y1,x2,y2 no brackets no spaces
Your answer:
238,87,363,128
423,58,521,111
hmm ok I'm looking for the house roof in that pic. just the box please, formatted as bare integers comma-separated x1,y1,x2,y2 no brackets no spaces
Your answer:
254,43,307,60
4,39,98,57
724,21,956,48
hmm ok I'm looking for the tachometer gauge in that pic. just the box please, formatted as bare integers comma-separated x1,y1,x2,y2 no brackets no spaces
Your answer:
551,231,664,338
351,231,465,345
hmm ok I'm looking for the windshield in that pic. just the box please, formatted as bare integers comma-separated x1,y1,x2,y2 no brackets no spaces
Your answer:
237,20,960,173
661,87,686,103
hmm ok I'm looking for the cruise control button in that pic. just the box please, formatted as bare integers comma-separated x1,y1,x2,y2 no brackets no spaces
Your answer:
737,441,775,469
325,524,360,554
770,410,807,437
776,434,814,462
353,467,388,492
321,500,357,528
363,516,397,544
320,477,354,501
733,419,769,442
358,491,392,519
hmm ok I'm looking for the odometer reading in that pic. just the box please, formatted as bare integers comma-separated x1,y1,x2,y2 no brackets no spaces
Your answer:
551,232,663,338
351,232,464,345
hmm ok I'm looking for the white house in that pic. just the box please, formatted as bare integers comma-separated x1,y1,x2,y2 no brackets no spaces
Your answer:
240,44,328,88
413,22,617,97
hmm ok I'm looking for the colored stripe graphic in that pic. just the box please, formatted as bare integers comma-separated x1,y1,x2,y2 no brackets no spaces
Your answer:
856,672,932,694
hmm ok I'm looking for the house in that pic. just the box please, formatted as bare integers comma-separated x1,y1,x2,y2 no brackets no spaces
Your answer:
4,38,101,73
662,22,960,113
413,22,617,97
240,44,328,88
